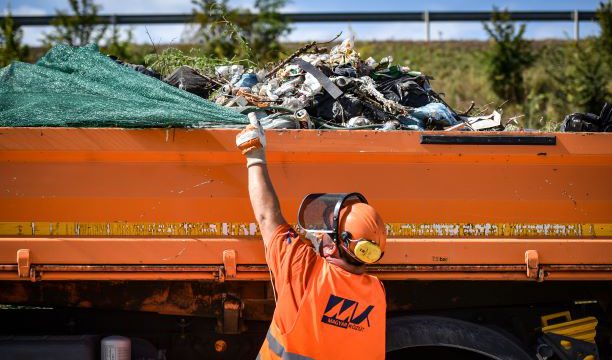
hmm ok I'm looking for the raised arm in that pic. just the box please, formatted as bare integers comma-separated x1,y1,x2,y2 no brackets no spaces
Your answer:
248,164,286,247
236,114,287,247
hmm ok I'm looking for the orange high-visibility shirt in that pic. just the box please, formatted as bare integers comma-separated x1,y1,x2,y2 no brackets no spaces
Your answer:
259,224,386,360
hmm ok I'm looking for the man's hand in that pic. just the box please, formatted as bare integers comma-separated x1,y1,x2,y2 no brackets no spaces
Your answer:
237,113,286,246
236,113,266,167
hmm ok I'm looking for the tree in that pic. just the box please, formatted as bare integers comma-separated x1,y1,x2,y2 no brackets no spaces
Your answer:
550,42,609,114
249,0,291,63
597,1,612,59
547,1,611,114
44,0,107,46
191,0,291,64
0,8,29,67
483,9,534,103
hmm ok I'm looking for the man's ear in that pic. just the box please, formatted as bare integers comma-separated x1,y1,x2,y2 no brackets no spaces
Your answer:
321,241,338,257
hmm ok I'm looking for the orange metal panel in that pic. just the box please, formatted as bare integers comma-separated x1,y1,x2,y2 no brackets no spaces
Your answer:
1,270,610,281
1,128,611,281
1,129,611,224
0,238,611,265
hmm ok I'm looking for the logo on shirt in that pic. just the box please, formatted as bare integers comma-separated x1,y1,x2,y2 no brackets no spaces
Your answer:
321,294,374,332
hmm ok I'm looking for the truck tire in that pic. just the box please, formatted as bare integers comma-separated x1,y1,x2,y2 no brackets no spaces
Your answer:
386,315,533,360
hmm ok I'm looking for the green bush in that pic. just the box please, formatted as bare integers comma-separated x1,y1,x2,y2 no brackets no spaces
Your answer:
0,9,29,67
545,2,611,115
597,1,612,56
101,25,136,61
483,9,534,104
547,40,610,115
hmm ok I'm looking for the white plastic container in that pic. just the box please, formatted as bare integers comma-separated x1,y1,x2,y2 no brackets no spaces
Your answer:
101,335,131,360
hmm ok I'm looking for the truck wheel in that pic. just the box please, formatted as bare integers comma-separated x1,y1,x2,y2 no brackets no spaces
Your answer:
386,315,533,360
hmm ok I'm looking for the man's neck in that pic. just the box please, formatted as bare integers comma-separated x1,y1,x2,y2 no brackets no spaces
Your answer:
325,257,366,274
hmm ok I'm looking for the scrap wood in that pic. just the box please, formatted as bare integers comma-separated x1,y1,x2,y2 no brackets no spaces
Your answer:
236,89,275,108
458,101,476,116
199,71,225,87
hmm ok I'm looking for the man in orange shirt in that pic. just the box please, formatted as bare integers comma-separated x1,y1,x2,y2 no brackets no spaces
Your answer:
236,114,387,360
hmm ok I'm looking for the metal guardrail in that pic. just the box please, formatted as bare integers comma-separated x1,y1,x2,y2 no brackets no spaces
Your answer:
3,11,598,41
5,11,598,26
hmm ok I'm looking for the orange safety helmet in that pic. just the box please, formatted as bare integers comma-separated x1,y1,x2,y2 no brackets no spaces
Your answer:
338,202,386,264
297,193,386,264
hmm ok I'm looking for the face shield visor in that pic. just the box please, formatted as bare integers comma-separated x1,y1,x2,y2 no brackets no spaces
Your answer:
297,193,368,251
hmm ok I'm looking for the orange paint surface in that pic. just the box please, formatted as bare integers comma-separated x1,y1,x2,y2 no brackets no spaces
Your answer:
0,128,611,280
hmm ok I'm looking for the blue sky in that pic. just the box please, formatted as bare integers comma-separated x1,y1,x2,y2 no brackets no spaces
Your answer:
2,0,603,45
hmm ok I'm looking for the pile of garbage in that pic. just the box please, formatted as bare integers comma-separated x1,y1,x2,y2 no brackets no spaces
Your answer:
3,41,608,132
161,39,507,131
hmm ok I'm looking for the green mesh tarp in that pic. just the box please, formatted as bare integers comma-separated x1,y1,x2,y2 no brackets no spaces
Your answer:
0,44,248,128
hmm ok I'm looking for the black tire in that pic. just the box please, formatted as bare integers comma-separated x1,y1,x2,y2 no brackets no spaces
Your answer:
386,315,533,360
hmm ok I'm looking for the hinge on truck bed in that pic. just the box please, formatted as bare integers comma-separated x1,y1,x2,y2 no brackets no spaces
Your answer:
223,249,237,279
217,249,237,282
16,249,31,279
525,250,544,282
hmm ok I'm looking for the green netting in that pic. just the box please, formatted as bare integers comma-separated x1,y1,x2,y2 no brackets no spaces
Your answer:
0,44,248,128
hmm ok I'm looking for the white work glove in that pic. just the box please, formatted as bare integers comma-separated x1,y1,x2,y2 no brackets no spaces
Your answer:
236,112,267,167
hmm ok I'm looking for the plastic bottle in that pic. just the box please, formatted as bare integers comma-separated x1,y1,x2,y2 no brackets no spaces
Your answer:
101,335,131,360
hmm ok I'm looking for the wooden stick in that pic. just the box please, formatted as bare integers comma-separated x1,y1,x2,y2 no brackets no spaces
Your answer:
265,32,342,79
265,41,317,79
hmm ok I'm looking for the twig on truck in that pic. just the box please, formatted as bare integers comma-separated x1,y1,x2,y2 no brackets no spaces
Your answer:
265,32,342,79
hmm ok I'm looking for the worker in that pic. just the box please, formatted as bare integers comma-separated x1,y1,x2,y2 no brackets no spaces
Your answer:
236,114,387,360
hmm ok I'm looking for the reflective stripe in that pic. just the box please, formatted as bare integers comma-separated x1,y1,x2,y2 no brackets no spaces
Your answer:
263,330,314,360
266,330,284,357
283,352,314,360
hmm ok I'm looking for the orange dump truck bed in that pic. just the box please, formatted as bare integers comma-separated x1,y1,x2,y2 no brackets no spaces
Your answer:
0,128,611,282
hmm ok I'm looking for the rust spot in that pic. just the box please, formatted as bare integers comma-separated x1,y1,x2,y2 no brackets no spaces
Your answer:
78,300,93,308
0,282,227,318
1,282,28,303
139,284,204,315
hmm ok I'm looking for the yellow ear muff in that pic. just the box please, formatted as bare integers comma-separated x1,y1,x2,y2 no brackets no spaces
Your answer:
353,240,382,264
